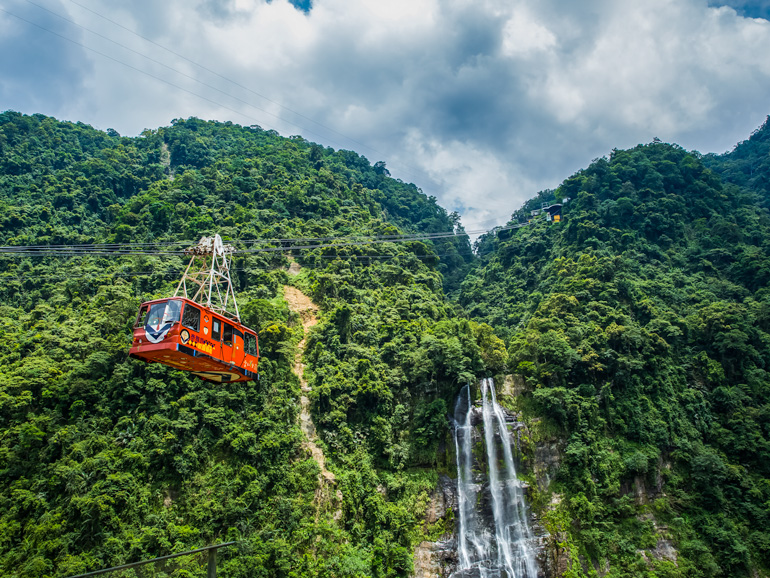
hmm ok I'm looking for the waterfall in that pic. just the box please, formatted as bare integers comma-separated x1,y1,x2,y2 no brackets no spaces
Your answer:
452,379,538,578
453,385,489,570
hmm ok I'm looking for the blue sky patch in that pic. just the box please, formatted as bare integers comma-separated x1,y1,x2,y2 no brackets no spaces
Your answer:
263,0,311,13
285,0,312,13
709,0,770,19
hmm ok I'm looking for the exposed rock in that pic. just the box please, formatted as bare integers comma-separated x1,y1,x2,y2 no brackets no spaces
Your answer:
468,405,485,427
413,540,458,578
425,475,457,524
501,373,527,398
160,142,173,179
286,257,301,276
637,514,678,566
162,488,177,508
412,475,459,577
533,433,561,492
621,457,670,505
651,537,677,563
593,557,611,577
536,532,572,578
633,475,648,505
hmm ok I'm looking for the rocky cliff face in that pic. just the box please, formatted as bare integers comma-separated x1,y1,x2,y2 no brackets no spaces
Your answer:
413,475,459,578
498,377,678,578
527,425,570,578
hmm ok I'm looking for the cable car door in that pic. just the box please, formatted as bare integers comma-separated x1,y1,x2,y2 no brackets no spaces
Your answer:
231,327,245,367
221,321,234,364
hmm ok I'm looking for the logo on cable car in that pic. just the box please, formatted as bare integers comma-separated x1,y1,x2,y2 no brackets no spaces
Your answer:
145,322,172,343
190,334,214,355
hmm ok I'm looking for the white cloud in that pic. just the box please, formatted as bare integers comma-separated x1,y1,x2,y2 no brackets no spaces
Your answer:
501,8,557,57
4,0,770,231
402,128,539,231
0,0,92,116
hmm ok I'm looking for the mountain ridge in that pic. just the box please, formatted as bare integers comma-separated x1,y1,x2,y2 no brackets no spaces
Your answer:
462,136,770,576
1,110,770,577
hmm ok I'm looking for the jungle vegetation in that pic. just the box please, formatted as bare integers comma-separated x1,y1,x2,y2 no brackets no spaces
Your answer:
1,110,770,577
462,118,770,577
0,112,481,578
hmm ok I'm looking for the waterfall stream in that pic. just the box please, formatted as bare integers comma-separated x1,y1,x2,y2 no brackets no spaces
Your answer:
452,379,538,578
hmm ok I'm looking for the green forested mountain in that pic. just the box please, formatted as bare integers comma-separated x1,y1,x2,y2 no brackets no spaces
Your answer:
1,110,770,578
703,116,770,207
0,111,484,577
462,139,770,576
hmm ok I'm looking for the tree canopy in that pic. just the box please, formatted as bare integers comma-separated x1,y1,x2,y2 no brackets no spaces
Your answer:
461,139,770,576
2,110,770,577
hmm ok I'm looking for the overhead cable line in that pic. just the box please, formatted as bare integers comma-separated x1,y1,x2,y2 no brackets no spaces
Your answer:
61,0,409,169
9,4,345,158
0,228,464,249
17,0,431,184
0,252,456,261
4,5,426,181
0,222,522,249
5,219,508,247
24,0,360,160
0,223,527,256
0,248,496,283
0,8,270,128
0,229,464,249
234,233,476,254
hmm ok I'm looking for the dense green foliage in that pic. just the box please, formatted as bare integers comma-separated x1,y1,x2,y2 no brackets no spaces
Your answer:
0,111,482,577
462,139,770,576
3,109,770,578
703,116,770,208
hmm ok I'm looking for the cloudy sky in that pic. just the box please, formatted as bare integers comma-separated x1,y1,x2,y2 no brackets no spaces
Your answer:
2,0,770,231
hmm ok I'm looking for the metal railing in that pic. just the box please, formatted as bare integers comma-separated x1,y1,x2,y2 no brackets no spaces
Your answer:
65,541,237,578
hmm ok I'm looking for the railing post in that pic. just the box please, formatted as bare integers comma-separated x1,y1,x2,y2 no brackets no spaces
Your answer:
208,548,217,578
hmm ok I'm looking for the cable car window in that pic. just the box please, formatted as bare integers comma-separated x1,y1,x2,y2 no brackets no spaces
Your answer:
135,305,149,328
212,319,221,341
146,300,181,329
223,323,233,346
244,333,257,356
181,304,200,332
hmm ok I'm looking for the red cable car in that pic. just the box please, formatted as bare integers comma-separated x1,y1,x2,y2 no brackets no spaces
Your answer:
129,235,259,383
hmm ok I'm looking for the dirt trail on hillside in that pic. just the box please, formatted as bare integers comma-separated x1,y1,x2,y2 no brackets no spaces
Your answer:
284,285,335,484
160,142,173,179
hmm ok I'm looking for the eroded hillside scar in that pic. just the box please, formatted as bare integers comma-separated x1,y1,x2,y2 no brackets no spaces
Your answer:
284,285,335,485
